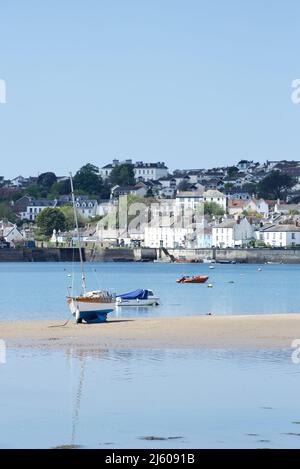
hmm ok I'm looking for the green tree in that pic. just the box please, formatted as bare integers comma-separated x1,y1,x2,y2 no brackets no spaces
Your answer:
36,207,67,236
258,171,296,199
227,166,239,177
204,202,225,216
37,172,57,191
177,180,191,191
60,205,85,229
0,202,16,222
73,163,103,195
49,179,71,197
109,163,135,186
25,184,43,198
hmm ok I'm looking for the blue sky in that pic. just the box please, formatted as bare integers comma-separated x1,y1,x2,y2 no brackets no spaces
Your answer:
1,0,300,178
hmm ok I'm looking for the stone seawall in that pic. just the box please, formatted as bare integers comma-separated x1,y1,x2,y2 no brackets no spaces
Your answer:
165,248,300,264
2,247,300,263
0,248,82,262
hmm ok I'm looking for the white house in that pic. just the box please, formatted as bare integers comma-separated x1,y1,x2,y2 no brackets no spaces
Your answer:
134,162,168,182
100,159,133,180
212,218,255,248
144,223,202,249
274,203,300,215
175,190,204,213
20,199,57,221
0,220,24,244
203,189,227,212
74,198,98,219
256,224,300,247
244,199,269,217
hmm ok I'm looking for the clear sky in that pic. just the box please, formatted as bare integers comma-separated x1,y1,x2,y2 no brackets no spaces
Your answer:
1,0,300,178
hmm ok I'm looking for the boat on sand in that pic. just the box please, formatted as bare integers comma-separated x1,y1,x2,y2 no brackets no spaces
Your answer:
116,289,160,306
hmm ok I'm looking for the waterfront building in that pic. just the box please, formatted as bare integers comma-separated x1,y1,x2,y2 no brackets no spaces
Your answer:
256,224,300,247
212,217,255,248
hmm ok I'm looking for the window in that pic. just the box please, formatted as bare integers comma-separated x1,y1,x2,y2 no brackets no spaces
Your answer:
292,233,296,239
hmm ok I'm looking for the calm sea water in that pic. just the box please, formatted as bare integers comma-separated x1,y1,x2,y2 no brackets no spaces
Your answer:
0,347,299,449
0,262,299,320
1,262,299,448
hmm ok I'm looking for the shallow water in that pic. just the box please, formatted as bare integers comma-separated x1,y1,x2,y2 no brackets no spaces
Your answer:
0,347,299,448
0,262,299,320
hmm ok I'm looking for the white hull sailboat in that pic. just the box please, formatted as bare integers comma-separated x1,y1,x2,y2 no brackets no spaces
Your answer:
66,173,115,323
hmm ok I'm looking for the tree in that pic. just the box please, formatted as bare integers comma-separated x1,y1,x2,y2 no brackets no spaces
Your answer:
204,202,225,216
60,205,85,229
258,171,296,199
177,180,191,191
25,184,43,198
109,163,135,186
37,172,57,191
73,163,103,195
36,207,67,236
241,183,257,196
227,166,239,178
0,202,16,222
49,179,71,197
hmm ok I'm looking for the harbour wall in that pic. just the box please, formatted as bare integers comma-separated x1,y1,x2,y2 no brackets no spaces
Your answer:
1,247,300,263
0,248,82,262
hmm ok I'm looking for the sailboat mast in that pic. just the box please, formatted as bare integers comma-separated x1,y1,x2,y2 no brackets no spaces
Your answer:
69,172,87,293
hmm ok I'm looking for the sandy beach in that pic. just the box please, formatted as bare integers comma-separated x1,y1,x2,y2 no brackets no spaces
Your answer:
1,314,300,350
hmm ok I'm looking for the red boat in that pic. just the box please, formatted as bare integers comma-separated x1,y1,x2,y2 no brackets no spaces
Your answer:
176,275,209,284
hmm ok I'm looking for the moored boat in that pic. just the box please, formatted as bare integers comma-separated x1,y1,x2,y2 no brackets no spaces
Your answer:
66,173,115,323
176,275,209,284
116,289,160,306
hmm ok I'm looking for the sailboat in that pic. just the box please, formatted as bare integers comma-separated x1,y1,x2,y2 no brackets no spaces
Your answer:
66,173,115,323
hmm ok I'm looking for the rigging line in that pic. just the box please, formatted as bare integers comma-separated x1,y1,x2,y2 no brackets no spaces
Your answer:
48,317,72,328
69,172,86,293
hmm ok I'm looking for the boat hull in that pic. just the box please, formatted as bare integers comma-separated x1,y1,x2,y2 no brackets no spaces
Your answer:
68,298,115,323
116,297,160,306
176,276,209,284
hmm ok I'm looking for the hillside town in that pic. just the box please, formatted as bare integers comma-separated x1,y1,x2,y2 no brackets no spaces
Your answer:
1,158,300,250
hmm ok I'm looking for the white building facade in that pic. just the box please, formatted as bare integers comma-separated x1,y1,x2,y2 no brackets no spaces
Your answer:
212,218,255,248
134,162,168,182
203,190,227,212
256,225,300,247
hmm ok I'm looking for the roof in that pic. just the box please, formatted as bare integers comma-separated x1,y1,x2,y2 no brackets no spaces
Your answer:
228,199,247,208
134,162,168,169
213,220,236,229
203,189,225,197
176,190,204,198
28,199,56,207
275,204,300,212
260,224,300,232
101,164,113,169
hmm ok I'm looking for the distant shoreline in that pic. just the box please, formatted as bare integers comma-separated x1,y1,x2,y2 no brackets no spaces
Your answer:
2,314,300,350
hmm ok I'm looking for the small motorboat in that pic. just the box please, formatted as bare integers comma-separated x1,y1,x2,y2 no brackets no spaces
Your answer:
116,289,160,306
176,275,209,284
203,258,216,264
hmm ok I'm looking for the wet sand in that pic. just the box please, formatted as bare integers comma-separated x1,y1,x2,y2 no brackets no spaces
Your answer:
1,314,300,350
